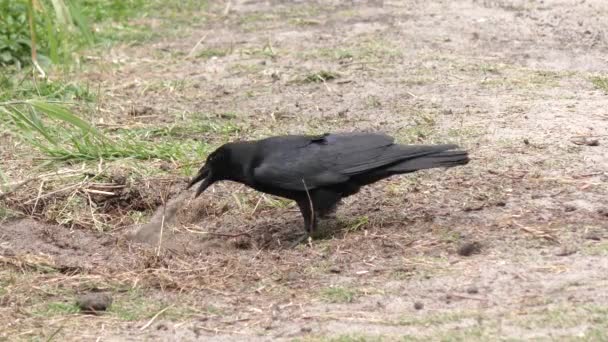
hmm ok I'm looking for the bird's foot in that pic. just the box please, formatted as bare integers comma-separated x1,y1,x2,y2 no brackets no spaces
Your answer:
288,233,311,248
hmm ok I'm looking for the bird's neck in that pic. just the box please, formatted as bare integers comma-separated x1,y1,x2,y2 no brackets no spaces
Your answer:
225,141,257,183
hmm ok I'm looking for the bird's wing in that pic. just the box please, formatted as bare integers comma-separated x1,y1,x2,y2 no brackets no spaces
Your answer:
253,133,413,191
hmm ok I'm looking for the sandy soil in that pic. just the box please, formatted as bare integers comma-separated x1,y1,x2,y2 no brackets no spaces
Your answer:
2,0,608,340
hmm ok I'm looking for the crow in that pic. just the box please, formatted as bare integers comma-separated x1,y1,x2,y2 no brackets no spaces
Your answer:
187,132,469,241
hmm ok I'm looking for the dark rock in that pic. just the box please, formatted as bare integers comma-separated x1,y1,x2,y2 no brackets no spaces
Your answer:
555,245,577,256
457,241,482,256
76,293,112,314
466,286,479,294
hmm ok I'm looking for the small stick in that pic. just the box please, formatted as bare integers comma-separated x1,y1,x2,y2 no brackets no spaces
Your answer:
250,196,263,216
183,226,251,238
187,33,209,57
222,1,231,16
83,189,115,196
140,305,173,330
157,189,168,257
0,177,39,200
32,180,45,215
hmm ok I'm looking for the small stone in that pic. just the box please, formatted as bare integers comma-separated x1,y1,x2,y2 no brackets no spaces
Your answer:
413,301,424,310
457,241,482,256
555,245,577,257
584,232,601,241
156,322,169,331
329,267,341,274
76,293,112,314
232,237,251,250
466,286,479,294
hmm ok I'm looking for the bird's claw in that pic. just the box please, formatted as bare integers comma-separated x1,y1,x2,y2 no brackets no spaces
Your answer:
288,233,311,248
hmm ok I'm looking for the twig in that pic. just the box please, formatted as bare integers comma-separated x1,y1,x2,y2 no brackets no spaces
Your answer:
222,1,232,16
514,221,559,243
83,189,115,196
449,293,488,301
317,75,333,93
140,305,173,330
45,326,63,342
32,180,45,215
23,182,79,205
157,188,169,257
187,33,209,57
183,226,252,238
250,196,263,216
196,326,246,335
0,177,39,200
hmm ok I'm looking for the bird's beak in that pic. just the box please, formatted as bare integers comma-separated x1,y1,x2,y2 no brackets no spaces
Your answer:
194,171,214,197
187,164,215,197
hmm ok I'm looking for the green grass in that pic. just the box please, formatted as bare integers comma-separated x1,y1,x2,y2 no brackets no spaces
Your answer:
340,215,369,233
0,75,95,102
80,0,147,22
583,241,608,256
197,48,230,59
26,289,191,322
301,70,339,83
1,0,209,67
0,0,94,67
479,68,562,89
127,119,240,139
591,76,608,93
300,37,401,63
0,100,211,163
109,293,162,321
320,286,357,303
397,110,437,144
31,301,80,317
88,0,208,45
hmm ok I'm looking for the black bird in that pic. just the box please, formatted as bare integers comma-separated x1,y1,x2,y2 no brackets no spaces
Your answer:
187,132,469,239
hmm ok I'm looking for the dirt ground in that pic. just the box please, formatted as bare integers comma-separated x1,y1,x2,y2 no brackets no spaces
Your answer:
2,0,608,340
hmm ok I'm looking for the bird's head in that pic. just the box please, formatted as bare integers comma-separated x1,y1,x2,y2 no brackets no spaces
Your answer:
187,145,232,197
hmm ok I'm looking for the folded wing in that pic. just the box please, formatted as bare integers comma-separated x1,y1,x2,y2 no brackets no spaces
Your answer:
253,133,462,191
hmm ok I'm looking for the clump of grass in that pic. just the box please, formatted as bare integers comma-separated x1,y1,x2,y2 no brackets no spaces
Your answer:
0,0,94,69
341,216,369,232
302,70,339,83
591,76,608,93
0,100,208,162
31,302,79,317
0,204,13,222
80,0,146,22
320,286,357,303
397,110,438,144
197,48,229,59
0,75,95,102
131,120,240,139
365,95,382,109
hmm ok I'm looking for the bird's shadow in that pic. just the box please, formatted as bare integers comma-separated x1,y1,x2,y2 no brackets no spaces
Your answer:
245,216,364,250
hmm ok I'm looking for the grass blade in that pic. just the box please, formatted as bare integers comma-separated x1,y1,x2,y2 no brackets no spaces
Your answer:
28,100,102,138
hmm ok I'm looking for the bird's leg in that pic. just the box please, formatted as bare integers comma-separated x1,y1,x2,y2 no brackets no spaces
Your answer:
297,198,317,234
290,199,317,247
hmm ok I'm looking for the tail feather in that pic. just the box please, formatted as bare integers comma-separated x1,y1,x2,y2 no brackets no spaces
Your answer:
387,150,469,173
